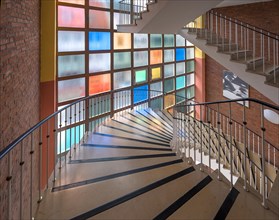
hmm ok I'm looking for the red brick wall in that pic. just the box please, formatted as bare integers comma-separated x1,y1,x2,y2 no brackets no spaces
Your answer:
0,0,40,218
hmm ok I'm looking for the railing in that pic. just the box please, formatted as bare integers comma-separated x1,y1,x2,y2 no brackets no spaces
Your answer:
172,98,279,209
118,0,156,25
0,89,189,220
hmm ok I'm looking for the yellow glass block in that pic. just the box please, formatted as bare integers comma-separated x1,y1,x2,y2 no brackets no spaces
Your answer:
114,33,131,50
151,67,161,80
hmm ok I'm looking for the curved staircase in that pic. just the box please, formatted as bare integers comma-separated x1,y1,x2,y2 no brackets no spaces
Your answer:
35,108,279,219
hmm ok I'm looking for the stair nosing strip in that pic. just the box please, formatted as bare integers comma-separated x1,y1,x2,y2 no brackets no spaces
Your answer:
52,159,183,192
153,175,213,220
70,166,195,220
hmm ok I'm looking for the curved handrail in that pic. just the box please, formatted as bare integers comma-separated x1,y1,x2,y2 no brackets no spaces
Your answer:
0,89,188,160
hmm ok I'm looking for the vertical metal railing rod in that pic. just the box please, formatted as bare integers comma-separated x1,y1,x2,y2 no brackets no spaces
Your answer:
243,101,248,191
46,120,49,188
253,27,256,70
130,0,134,24
38,126,42,203
217,104,221,180
200,105,203,171
7,152,12,220
207,106,211,170
229,102,233,188
53,115,57,182
193,105,196,162
59,112,62,169
69,107,72,159
19,141,24,219
30,132,34,219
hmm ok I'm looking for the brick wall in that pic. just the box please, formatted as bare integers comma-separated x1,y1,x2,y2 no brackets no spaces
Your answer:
0,0,40,218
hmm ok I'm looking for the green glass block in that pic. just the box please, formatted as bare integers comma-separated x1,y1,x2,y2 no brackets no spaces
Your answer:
187,73,195,86
150,34,162,48
135,69,147,83
176,89,186,103
150,81,162,97
150,98,163,110
187,86,195,99
164,34,174,47
164,64,174,78
176,76,185,90
186,60,195,73
134,51,148,67
164,49,174,63
113,52,131,69
186,47,195,59
164,78,174,93
58,55,85,77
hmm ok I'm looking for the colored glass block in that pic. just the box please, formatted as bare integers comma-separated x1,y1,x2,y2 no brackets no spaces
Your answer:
176,89,186,103
164,64,174,78
114,33,131,50
187,73,195,86
164,78,174,93
150,98,163,110
150,50,162,65
58,78,85,102
58,55,85,77
176,76,185,89
89,0,110,8
164,94,175,108
114,90,131,110
176,62,185,75
187,60,195,73
134,85,148,104
150,34,162,48
150,81,162,97
186,40,194,46
164,49,174,63
59,0,84,5
176,35,185,46
151,67,161,80
114,70,131,89
114,12,120,30
58,31,85,52
114,52,131,69
113,0,121,10
134,33,148,48
135,69,147,84
187,47,195,59
89,53,110,73
58,6,85,28
187,86,195,99
134,51,148,67
89,74,111,95
176,48,185,61
89,32,110,50
164,34,174,47
89,10,110,29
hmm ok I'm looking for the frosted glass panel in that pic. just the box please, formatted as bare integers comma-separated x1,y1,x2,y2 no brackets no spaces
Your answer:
134,85,148,104
187,60,195,73
151,67,161,80
89,32,110,50
135,69,147,83
134,33,148,48
150,81,162,97
59,0,84,5
89,74,111,95
150,34,162,48
164,78,174,93
176,62,185,75
58,55,85,77
150,98,163,110
164,49,174,63
187,86,195,99
176,89,186,103
89,10,110,29
176,76,185,89
114,12,120,29
113,33,131,50
150,50,162,65
134,51,148,67
58,6,84,28
114,52,131,69
176,35,185,46
186,40,194,46
58,31,85,52
176,48,185,61
58,78,85,102
89,0,110,8
186,47,195,59
164,64,174,78
187,73,195,86
164,34,174,47
89,53,110,73
114,70,131,89
164,94,175,108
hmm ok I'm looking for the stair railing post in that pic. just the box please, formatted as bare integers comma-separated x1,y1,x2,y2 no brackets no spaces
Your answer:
243,101,248,191
207,106,211,170
253,27,256,70
200,105,203,172
236,20,238,59
260,104,268,209
38,126,43,203
188,104,191,163
262,30,265,73
229,102,233,188
268,32,270,62
53,114,57,183
130,0,134,25
217,104,221,180
229,18,232,52
216,12,218,45
193,104,196,163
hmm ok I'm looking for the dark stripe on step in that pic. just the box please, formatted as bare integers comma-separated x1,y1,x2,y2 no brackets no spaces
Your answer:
153,175,212,220
111,119,171,141
70,166,195,220
82,144,172,152
213,187,239,220
161,110,173,124
128,113,173,138
145,109,173,128
102,124,170,144
122,115,172,139
144,109,173,130
52,159,183,192
93,132,170,146
69,153,176,164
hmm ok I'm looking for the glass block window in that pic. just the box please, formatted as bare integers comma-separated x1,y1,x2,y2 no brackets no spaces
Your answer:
114,70,131,89
89,31,111,50
187,73,195,86
58,6,85,28
151,67,161,80
187,86,195,99
176,62,185,75
186,60,195,73
89,74,111,95
114,33,131,50
114,52,131,69
89,10,110,29
164,94,175,108
135,69,147,84
164,34,174,47
164,49,174,63
89,0,110,8
164,78,174,93
134,33,148,48
134,85,148,104
59,0,84,5
58,78,85,102
176,89,186,103
176,76,185,90
164,64,174,78
150,98,163,110
89,53,110,73
58,31,85,52
150,81,162,96
150,34,162,48
134,51,148,67
150,50,162,65
176,35,185,46
58,55,85,77
186,47,195,59
176,48,185,61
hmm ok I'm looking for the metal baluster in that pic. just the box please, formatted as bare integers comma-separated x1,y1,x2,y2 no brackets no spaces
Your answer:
260,105,268,208
65,108,67,163
229,18,232,52
207,106,211,170
59,112,62,169
30,132,34,219
193,105,196,162
69,106,72,159
262,30,265,72
188,105,191,162
53,115,57,182
19,142,24,219
253,27,256,70
273,38,276,83
268,33,270,62
229,102,233,188
74,104,77,148
244,25,247,61
243,101,248,191
38,126,43,203
46,120,50,188
200,105,203,171
7,152,12,220
217,104,221,180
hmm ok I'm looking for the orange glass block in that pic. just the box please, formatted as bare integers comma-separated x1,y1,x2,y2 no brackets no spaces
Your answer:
89,74,111,95
150,50,162,65
114,33,131,50
164,94,175,108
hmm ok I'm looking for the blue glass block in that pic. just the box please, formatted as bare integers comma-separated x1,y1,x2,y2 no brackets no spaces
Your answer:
176,48,185,61
134,85,148,104
176,76,185,90
89,32,110,50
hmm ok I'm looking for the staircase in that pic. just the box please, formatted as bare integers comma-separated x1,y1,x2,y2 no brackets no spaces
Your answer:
34,108,278,219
